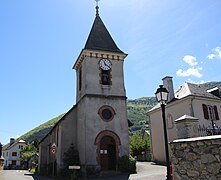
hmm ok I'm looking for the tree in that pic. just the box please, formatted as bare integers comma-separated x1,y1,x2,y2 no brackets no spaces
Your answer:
130,132,150,157
20,139,39,169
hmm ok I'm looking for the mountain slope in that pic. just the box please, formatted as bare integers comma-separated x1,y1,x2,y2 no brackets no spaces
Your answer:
18,97,156,144
18,81,221,144
18,113,65,143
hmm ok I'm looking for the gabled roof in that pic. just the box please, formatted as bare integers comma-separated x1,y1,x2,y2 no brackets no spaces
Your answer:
84,13,124,54
175,114,199,122
2,140,26,151
148,82,221,113
175,83,221,100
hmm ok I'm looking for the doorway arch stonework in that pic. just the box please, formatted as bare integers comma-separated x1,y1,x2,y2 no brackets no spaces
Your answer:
95,130,121,170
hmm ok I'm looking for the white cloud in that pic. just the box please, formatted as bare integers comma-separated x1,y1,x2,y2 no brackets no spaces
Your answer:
176,67,203,78
214,47,221,58
183,55,198,66
207,46,221,60
207,53,216,60
176,55,203,78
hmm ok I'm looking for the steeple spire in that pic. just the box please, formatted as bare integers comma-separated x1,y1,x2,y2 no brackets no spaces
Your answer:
82,0,124,53
95,0,100,16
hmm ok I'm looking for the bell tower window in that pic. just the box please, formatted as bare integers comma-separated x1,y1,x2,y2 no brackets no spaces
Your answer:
99,59,112,86
101,69,111,85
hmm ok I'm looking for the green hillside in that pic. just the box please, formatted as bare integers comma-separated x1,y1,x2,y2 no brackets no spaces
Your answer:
18,113,65,143
18,97,156,144
201,81,221,89
127,97,157,131
18,81,221,144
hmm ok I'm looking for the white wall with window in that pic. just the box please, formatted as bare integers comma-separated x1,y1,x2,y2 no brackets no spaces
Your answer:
149,79,221,163
2,139,26,168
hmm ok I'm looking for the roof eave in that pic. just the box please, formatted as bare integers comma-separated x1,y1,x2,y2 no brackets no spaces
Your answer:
73,49,127,70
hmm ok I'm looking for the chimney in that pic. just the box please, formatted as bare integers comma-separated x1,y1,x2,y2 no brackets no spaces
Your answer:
162,76,175,102
10,138,15,146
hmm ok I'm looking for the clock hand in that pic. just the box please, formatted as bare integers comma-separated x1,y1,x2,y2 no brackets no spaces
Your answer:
104,61,110,68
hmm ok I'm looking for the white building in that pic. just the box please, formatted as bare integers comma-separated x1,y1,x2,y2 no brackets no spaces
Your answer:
2,138,26,169
148,76,221,163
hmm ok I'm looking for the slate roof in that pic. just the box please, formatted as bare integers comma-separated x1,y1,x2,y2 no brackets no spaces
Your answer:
148,82,220,112
2,140,26,151
84,13,124,54
175,82,221,100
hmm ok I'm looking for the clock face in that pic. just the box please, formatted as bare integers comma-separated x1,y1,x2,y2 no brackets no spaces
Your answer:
99,59,112,70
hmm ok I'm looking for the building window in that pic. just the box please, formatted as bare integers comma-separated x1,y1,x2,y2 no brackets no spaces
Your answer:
98,105,115,121
100,70,111,85
79,67,82,91
202,104,219,120
3,152,5,157
6,152,8,156
12,152,17,156
12,160,16,166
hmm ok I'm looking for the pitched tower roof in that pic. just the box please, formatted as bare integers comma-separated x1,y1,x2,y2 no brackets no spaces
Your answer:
84,5,124,54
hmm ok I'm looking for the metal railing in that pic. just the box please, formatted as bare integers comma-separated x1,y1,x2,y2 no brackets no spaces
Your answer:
198,125,221,137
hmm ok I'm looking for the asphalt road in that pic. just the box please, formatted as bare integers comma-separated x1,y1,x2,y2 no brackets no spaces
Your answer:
88,162,167,180
0,170,56,180
129,162,166,180
0,162,166,180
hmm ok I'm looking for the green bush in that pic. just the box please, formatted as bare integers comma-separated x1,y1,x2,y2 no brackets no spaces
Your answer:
118,155,136,174
60,144,80,179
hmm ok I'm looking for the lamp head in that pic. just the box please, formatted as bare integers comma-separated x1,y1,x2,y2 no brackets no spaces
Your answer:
155,85,169,104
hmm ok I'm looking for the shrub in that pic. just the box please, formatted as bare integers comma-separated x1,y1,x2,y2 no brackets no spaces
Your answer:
60,144,80,179
118,155,136,174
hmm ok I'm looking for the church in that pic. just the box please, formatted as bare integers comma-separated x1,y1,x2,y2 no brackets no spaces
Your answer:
38,2,129,176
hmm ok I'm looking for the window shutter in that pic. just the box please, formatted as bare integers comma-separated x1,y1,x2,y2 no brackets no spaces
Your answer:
214,106,219,120
202,104,209,119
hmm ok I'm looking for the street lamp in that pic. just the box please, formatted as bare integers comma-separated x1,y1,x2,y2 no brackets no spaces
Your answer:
155,85,172,180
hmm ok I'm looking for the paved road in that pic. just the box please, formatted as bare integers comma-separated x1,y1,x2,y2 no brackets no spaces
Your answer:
129,162,166,180
0,170,56,180
0,162,166,180
89,162,167,180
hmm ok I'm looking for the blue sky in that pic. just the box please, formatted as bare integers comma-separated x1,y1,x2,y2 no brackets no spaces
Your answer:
1,0,221,145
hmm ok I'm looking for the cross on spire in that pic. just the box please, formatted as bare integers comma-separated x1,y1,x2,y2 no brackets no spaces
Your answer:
95,0,100,16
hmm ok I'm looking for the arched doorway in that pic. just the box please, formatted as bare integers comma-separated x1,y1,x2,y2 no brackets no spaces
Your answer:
100,136,116,170
95,130,121,171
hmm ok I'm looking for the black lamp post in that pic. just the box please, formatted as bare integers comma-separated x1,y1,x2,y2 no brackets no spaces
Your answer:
155,85,172,180
0,142,2,157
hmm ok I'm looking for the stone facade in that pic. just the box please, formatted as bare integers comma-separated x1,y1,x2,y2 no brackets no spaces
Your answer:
170,135,221,180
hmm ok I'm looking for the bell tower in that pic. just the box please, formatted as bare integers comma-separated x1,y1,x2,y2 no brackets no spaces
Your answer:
73,1,129,171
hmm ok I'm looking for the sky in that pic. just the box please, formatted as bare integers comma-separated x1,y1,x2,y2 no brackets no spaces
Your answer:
1,0,221,145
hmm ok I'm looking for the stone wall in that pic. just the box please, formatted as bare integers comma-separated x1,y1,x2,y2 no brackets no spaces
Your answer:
170,135,221,180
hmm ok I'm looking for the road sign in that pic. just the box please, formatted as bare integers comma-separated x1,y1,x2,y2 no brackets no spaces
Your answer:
51,142,57,149
50,142,57,155
51,148,57,154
